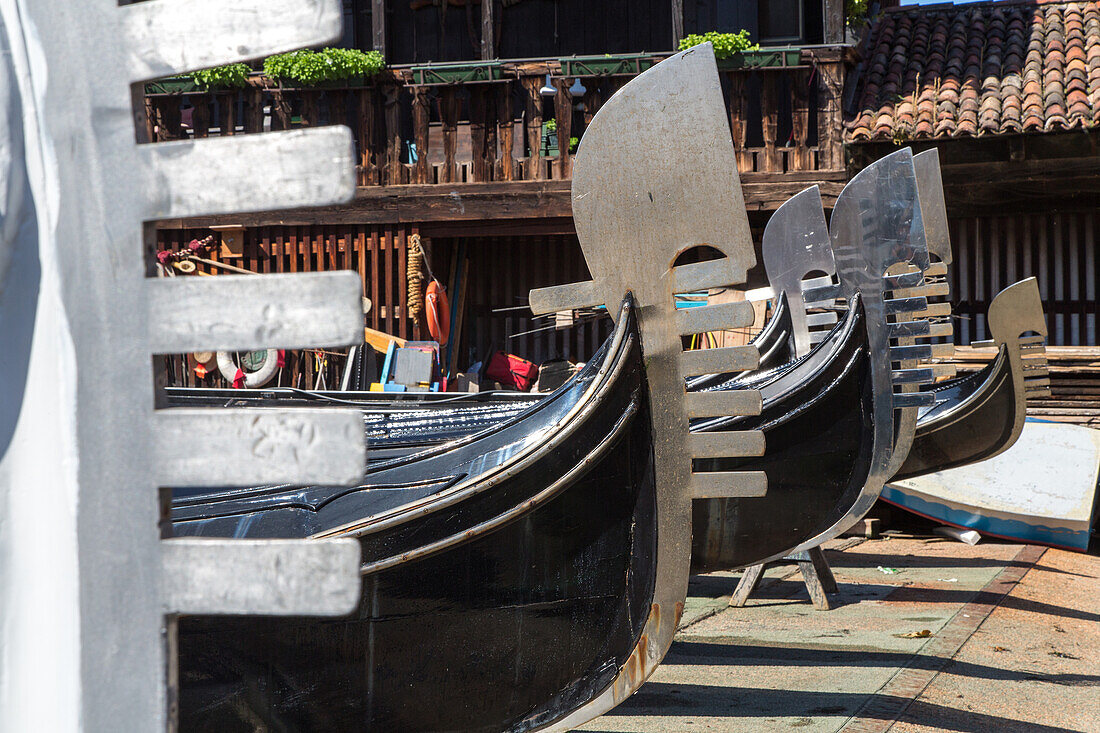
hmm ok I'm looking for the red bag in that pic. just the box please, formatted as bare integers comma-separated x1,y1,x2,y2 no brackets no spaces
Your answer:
485,351,539,391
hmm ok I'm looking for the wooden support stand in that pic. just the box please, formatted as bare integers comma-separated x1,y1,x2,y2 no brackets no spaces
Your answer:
730,546,838,610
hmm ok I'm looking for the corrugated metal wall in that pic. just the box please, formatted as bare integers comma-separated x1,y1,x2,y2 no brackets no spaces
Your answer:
949,210,1098,346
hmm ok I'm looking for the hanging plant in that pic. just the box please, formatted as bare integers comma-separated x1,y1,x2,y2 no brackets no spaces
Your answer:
189,63,251,91
678,31,758,60
263,48,385,85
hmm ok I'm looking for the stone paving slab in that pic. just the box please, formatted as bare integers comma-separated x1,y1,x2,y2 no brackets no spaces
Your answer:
891,547,1100,733
576,537,1085,733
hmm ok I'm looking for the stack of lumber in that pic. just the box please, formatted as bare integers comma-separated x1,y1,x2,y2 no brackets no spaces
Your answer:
949,346,1100,428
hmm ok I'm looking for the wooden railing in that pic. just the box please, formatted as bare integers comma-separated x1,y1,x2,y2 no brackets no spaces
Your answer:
143,46,849,187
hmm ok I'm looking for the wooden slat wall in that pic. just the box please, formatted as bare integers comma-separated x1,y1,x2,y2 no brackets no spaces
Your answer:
430,234,612,372
155,227,613,388
156,224,414,388
949,210,1098,346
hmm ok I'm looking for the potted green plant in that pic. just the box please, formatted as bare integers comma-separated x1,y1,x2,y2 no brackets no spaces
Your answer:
678,31,759,70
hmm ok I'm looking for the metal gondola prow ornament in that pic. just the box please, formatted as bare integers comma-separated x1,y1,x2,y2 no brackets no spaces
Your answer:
529,43,765,728
987,277,1051,401
827,148,954,512
761,185,836,358
0,2,367,730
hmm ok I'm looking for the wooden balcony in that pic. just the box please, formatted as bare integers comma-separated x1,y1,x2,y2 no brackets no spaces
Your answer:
146,46,851,227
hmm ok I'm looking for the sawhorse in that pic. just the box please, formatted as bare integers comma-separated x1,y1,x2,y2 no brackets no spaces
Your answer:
730,546,838,610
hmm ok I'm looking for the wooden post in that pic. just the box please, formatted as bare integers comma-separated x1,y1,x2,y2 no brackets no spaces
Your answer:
151,97,183,141
761,73,780,172
484,86,498,180
372,0,386,58
522,75,544,180
191,96,210,138
582,81,602,126
469,86,490,182
412,86,432,184
143,96,156,142
216,92,234,136
497,83,515,181
481,0,494,60
356,87,377,185
244,87,264,133
439,87,459,183
383,82,403,185
553,77,573,179
671,0,684,47
271,88,292,131
727,72,751,172
816,60,845,171
823,0,845,44
791,69,811,171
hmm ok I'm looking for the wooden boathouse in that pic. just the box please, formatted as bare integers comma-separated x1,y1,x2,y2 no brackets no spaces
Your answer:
148,0,1100,423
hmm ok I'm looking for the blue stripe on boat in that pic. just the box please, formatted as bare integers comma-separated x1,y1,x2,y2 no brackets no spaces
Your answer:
880,485,1091,551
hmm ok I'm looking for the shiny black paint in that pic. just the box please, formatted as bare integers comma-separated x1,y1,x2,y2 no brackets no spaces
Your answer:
690,299,876,571
173,308,659,732
893,348,1018,481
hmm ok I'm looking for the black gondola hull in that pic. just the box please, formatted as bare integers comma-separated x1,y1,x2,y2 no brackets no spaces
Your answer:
691,302,876,572
893,348,1017,481
172,306,659,732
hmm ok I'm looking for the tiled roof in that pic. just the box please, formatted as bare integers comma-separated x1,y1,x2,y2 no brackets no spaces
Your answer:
846,0,1100,141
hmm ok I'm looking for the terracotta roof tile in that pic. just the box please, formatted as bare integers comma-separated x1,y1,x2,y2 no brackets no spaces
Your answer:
847,0,1100,141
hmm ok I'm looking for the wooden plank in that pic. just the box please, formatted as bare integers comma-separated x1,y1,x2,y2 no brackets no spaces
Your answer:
522,75,545,180
440,88,459,184
383,83,402,185
356,87,376,186
153,174,847,229
815,60,844,171
372,0,386,57
761,73,780,172
553,77,572,179
670,0,684,46
469,86,490,182
412,87,431,184
481,0,494,59
370,229,381,332
791,69,811,171
398,227,408,340
498,84,515,181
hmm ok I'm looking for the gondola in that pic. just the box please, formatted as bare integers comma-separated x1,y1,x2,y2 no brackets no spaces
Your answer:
165,295,793,454
174,45,774,731
690,154,947,571
175,298,665,731
893,277,1050,481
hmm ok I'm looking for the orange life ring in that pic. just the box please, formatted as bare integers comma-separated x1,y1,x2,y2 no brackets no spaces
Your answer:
425,279,450,346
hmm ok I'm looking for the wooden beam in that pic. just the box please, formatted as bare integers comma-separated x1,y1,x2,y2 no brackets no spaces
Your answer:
371,0,386,58
671,0,684,47
481,0,494,59
823,0,844,44
154,172,848,229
